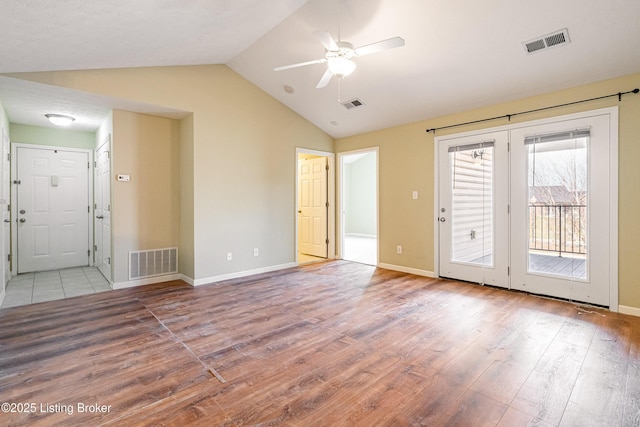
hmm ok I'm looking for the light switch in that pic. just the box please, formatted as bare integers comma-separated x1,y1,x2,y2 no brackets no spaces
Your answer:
51,175,59,187
412,191,418,200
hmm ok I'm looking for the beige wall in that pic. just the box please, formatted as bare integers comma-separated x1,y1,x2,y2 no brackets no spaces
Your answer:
10,123,95,149
179,113,194,278
9,65,334,282
110,110,181,283
336,72,640,309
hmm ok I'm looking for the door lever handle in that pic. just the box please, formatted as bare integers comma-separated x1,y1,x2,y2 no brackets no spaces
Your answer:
3,219,9,223
96,215,104,219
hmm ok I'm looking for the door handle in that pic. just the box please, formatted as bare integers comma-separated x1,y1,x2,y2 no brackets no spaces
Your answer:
439,217,446,222
19,218,26,223
96,215,104,219
3,219,9,223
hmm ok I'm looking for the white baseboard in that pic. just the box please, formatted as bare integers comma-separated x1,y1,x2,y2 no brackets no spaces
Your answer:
192,262,297,287
180,274,194,286
618,305,640,317
112,273,183,290
345,233,376,238
0,286,5,307
377,263,435,278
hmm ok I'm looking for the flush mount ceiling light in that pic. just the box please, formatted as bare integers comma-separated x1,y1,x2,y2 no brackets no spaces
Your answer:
45,114,75,126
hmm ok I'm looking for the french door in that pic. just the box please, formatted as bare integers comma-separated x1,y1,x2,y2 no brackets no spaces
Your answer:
437,108,617,307
510,112,614,306
437,130,509,287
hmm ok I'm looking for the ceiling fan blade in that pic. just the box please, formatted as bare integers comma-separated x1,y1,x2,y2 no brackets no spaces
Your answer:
315,68,333,89
312,30,339,51
273,58,327,72
355,36,405,57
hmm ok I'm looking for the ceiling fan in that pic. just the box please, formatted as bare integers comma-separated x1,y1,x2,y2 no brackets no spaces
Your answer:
274,30,405,89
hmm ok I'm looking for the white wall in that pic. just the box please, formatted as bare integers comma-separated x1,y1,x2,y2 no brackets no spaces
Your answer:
344,152,377,236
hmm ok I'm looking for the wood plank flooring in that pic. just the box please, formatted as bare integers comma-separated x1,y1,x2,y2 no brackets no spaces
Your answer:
1,260,639,426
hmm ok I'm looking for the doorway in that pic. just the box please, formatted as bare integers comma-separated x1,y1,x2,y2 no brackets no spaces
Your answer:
339,148,378,266
296,149,335,264
435,108,618,308
12,144,92,274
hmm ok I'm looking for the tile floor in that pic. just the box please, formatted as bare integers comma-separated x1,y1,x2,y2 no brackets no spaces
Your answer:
0,267,111,309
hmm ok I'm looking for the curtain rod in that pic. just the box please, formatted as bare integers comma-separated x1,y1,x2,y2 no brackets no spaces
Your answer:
425,88,639,134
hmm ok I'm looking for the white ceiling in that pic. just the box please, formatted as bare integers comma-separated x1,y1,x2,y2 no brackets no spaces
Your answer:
1,0,639,138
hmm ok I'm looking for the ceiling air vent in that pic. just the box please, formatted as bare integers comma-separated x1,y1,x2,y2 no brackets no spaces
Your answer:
342,98,365,110
523,28,570,54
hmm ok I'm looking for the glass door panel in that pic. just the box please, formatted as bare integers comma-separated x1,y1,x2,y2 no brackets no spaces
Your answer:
451,144,494,267
527,131,588,280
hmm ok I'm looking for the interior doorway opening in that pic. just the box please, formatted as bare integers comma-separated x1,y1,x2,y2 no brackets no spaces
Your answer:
339,149,378,266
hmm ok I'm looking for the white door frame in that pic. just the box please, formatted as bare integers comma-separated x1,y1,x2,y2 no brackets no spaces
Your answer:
337,147,379,264
434,107,618,310
295,148,335,263
11,143,94,275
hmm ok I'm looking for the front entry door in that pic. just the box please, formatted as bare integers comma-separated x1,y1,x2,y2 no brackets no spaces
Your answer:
438,130,509,287
16,146,90,273
298,156,328,258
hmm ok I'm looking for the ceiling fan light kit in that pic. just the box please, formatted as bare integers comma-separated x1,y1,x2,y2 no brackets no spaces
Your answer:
328,57,356,77
274,29,404,89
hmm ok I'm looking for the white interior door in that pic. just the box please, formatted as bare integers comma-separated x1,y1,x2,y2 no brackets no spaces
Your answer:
16,147,90,273
437,130,509,287
95,138,111,281
1,128,8,288
510,112,614,306
298,156,328,258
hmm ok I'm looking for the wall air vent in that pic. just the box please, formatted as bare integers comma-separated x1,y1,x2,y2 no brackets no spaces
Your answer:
129,247,178,280
342,98,365,110
523,28,570,54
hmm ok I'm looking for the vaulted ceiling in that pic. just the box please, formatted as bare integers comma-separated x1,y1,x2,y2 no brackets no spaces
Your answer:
1,0,639,137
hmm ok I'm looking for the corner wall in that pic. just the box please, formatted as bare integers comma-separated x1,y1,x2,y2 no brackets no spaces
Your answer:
111,110,181,284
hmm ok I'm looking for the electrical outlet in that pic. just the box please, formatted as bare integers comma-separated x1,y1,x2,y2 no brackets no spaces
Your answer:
227,252,232,261
397,245,403,254
253,248,259,257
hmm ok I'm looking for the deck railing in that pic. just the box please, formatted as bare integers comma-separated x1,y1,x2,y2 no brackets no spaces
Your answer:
529,204,586,257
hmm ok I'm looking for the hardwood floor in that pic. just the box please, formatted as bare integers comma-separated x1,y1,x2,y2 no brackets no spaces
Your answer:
1,260,639,426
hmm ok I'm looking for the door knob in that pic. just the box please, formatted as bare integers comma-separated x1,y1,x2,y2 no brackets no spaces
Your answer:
19,218,26,223
439,217,446,222
19,209,26,214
